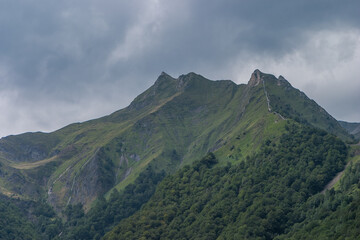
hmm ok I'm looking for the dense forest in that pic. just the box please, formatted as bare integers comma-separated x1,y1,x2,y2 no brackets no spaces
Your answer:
104,123,349,239
2,122,360,239
0,196,61,239
279,161,360,239
0,197,38,239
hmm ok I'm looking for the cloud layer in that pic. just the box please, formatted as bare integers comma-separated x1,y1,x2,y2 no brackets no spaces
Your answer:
0,0,359,137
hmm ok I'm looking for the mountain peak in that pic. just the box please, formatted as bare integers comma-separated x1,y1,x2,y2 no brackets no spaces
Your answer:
155,71,204,87
248,69,264,87
178,72,201,80
248,70,292,88
276,75,293,88
278,75,285,81
160,71,171,77
254,69,262,75
153,71,176,88
156,71,174,81
176,72,207,89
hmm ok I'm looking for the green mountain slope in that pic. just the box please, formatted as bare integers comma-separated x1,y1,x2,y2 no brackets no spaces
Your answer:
277,153,360,239
0,194,62,240
103,123,348,240
0,196,39,239
339,120,360,140
0,70,351,214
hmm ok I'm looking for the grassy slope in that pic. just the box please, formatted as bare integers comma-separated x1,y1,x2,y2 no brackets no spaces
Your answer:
105,75,272,194
0,74,180,205
264,74,352,142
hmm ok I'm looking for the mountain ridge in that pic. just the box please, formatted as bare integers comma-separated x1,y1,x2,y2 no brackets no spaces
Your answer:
0,70,353,213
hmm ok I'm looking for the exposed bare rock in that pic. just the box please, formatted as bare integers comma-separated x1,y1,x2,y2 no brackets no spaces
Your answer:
248,69,263,87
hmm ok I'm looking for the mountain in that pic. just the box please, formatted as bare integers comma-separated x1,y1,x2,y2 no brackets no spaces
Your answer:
0,70,349,210
339,120,360,140
0,70,277,211
0,69,357,239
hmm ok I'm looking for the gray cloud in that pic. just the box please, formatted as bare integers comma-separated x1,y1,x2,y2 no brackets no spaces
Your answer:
0,0,359,137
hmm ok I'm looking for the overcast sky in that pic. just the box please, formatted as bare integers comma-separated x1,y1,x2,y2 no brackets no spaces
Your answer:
0,0,359,137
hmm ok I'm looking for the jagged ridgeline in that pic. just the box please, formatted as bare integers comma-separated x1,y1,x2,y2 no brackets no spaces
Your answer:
0,70,355,239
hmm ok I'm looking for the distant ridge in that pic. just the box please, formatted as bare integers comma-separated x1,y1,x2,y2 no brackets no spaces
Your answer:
339,120,360,140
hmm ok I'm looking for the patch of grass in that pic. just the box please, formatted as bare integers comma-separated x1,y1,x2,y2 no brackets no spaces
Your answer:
11,156,58,170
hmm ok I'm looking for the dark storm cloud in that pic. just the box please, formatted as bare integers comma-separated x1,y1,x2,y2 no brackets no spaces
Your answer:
0,0,359,137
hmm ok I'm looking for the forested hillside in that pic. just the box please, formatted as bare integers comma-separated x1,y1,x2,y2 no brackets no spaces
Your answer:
279,152,360,239
104,122,349,239
0,195,62,240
